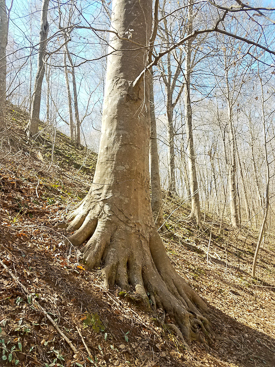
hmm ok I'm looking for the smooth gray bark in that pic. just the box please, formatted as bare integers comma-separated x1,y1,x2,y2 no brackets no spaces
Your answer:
65,0,209,341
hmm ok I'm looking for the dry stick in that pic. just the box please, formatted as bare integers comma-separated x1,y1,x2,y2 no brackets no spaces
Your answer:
0,257,78,355
76,326,94,361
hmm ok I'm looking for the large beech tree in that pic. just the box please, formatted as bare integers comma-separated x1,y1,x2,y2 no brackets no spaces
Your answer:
66,0,209,340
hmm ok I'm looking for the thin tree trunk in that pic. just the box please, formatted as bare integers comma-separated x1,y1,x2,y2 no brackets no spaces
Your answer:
0,0,8,130
63,51,74,141
185,0,201,226
252,74,270,277
27,0,50,137
236,139,250,221
29,49,33,114
70,64,80,146
150,72,163,229
248,116,263,211
45,59,51,124
64,35,81,147
180,139,191,200
167,92,176,193
226,85,239,227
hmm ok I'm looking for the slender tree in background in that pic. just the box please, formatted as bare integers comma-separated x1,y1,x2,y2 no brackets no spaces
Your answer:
184,0,201,226
149,0,163,230
150,72,163,230
63,50,75,141
63,34,81,147
252,71,271,277
66,0,209,341
158,1,185,194
26,0,50,137
0,0,7,130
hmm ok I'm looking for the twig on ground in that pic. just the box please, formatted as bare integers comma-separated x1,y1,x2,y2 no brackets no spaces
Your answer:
76,325,94,362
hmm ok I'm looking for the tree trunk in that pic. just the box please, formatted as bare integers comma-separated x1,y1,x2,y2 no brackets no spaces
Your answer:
227,106,239,227
236,139,250,222
70,65,80,146
63,51,75,141
185,0,201,226
64,35,81,147
164,86,176,194
248,116,263,211
66,0,209,341
0,0,7,130
45,59,51,124
180,139,191,200
252,73,270,277
150,72,163,229
27,0,50,137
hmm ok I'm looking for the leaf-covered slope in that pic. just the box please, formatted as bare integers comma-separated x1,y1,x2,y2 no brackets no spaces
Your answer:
0,104,275,367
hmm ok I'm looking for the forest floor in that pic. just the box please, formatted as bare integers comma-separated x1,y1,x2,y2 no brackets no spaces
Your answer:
0,105,275,367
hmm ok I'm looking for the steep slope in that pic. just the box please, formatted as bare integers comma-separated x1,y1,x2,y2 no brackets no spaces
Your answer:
0,105,275,367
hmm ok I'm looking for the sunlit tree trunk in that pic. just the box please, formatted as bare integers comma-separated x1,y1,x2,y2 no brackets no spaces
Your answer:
227,104,239,227
236,138,250,222
27,0,50,137
63,51,74,141
64,41,81,147
65,0,209,341
252,73,270,277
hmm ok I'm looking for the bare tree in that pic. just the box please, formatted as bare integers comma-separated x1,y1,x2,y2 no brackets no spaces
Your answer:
65,0,209,341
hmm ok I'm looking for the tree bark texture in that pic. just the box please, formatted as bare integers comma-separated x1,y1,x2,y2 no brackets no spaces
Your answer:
0,0,7,130
66,0,209,341
27,0,50,137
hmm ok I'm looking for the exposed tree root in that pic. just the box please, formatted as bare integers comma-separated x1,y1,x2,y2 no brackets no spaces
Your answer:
66,197,210,342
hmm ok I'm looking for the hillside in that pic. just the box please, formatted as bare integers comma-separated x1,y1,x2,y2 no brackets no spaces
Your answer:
0,105,275,367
